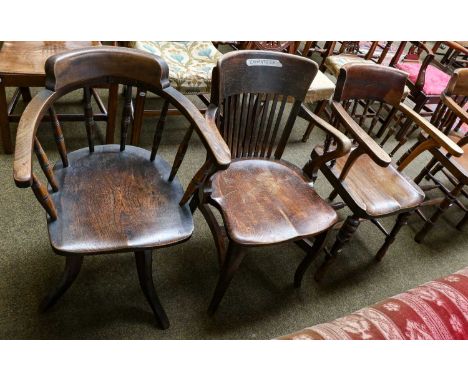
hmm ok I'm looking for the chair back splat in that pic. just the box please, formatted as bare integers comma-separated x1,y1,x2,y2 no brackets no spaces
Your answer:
210,50,318,159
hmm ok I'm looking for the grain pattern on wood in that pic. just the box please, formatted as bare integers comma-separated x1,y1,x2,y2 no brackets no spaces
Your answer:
209,158,338,245
48,145,193,255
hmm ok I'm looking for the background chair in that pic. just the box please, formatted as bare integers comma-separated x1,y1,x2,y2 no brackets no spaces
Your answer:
13,47,230,329
191,50,351,314
310,63,463,281
128,41,223,145
398,68,468,242
389,41,468,153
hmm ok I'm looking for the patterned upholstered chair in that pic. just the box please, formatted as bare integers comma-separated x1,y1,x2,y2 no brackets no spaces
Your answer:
321,41,394,77
129,41,223,145
133,41,222,94
279,266,468,340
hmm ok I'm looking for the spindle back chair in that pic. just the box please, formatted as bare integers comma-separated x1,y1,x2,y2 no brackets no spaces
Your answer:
13,47,230,329
399,68,468,242
309,63,463,281
193,50,351,314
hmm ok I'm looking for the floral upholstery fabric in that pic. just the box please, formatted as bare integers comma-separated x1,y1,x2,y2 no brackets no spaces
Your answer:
133,41,222,94
396,62,451,95
305,71,335,104
279,267,468,340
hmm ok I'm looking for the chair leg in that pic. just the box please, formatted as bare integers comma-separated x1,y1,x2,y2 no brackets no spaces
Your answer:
19,87,32,103
414,157,438,185
294,231,328,288
375,211,411,261
415,182,464,243
134,250,170,330
302,100,326,142
0,80,13,154
40,255,83,312
207,241,246,316
315,215,360,282
456,212,468,231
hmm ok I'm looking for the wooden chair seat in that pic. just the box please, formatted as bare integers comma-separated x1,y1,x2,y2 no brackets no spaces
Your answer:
48,145,193,255
209,159,338,245
324,148,425,217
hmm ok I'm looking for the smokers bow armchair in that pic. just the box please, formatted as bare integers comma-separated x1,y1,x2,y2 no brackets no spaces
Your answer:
13,47,230,329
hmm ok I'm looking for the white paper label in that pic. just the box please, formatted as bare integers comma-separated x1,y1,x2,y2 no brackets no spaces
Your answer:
246,59,282,67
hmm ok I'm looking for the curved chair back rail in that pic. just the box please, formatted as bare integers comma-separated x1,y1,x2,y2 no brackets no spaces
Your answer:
14,47,230,190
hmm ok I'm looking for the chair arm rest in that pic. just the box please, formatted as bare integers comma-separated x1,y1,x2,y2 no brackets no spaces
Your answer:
444,41,468,55
441,94,468,126
14,89,57,188
300,104,351,162
398,102,464,157
162,87,231,168
331,101,391,167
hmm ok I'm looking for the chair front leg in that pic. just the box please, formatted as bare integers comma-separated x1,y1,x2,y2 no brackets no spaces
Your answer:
40,255,83,312
315,215,360,282
207,240,247,316
134,250,170,329
375,211,411,261
294,231,328,288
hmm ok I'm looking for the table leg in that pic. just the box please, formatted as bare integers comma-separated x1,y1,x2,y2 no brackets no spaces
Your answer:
0,79,13,154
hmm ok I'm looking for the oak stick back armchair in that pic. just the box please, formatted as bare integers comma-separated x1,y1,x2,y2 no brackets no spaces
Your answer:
192,50,351,314
309,63,463,281
13,47,230,329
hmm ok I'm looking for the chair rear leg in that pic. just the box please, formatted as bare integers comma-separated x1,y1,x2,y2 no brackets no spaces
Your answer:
415,182,464,243
315,215,360,282
294,231,328,288
208,241,246,316
375,211,411,261
135,250,170,329
40,255,83,312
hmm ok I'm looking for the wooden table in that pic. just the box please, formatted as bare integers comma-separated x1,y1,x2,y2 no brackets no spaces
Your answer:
0,41,118,154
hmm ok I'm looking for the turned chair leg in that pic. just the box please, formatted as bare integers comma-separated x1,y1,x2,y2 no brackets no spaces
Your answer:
40,255,83,312
134,250,170,330
415,183,464,243
208,241,246,316
294,231,328,288
315,215,360,282
375,211,411,261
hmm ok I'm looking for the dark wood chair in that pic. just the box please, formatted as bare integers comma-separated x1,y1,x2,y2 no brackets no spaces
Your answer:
398,68,468,242
189,50,351,314
389,41,468,154
309,63,463,281
13,47,230,329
